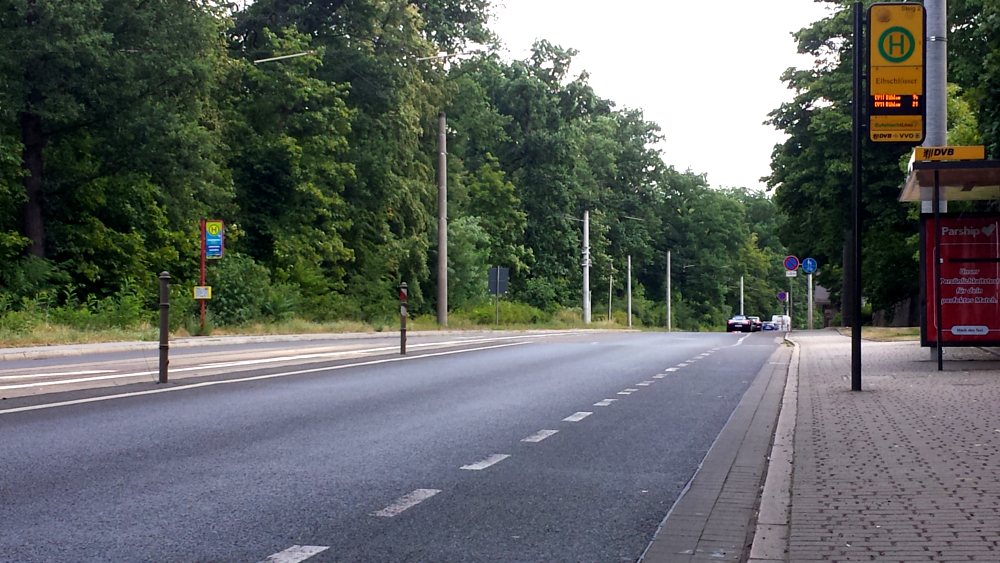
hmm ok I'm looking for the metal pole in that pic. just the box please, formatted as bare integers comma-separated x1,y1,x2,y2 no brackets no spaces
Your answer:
740,276,744,316
925,0,947,148
200,219,206,334
789,277,793,330
666,251,671,331
808,273,814,330
934,171,943,370
627,255,632,328
399,282,408,354
437,113,448,326
158,272,170,383
851,2,864,391
583,210,591,324
609,259,613,322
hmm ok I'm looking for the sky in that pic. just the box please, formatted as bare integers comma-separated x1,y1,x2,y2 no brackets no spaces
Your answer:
488,0,835,191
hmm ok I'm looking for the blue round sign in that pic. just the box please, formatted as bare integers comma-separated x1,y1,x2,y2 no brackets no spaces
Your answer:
783,255,800,271
802,257,818,274
778,291,787,301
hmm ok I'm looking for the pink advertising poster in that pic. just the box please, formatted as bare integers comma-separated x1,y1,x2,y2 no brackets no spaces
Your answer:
924,214,1000,345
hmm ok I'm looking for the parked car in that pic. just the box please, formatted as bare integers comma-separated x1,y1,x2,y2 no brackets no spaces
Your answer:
762,321,778,331
726,315,753,332
747,316,762,331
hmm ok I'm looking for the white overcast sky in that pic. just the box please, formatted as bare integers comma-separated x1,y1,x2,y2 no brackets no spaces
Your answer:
489,0,835,191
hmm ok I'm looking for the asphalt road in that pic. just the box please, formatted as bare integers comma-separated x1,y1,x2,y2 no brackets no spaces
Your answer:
0,331,781,563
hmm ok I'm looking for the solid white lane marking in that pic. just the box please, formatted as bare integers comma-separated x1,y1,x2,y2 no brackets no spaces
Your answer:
0,342,531,415
0,370,116,381
372,489,441,517
258,545,329,563
653,375,666,379
594,399,617,406
461,454,510,470
562,411,592,422
522,429,559,443
665,367,679,372
734,335,750,347
0,333,561,391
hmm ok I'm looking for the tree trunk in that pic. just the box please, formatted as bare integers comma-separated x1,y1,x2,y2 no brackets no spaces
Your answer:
20,111,46,258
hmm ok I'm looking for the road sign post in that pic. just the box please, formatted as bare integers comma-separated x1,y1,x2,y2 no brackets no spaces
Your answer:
868,3,926,144
802,258,817,330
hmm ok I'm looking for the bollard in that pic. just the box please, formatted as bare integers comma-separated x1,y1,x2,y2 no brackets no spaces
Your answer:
158,271,170,383
399,282,407,355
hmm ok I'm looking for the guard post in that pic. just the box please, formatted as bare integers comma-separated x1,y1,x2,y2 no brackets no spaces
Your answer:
158,271,170,383
399,282,408,355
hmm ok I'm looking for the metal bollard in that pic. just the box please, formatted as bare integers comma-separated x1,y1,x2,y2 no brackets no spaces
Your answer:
399,282,407,355
158,271,170,383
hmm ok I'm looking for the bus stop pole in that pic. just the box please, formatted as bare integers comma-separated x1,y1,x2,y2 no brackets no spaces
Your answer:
933,171,943,371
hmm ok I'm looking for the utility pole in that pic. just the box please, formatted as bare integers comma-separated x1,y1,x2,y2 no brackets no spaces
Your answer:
627,255,632,328
740,276,744,316
925,0,948,360
437,113,448,326
582,210,591,324
666,251,671,331
608,259,613,322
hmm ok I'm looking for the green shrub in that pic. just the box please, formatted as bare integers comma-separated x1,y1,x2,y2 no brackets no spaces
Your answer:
206,253,271,326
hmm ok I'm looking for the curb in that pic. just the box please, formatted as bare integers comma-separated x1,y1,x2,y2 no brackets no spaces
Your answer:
748,333,798,562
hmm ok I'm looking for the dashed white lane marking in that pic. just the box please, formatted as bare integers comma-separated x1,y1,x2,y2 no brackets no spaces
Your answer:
617,391,633,395
699,353,710,357
594,399,617,406
562,411,593,422
1,342,530,415
461,454,510,470
665,367,679,372
653,375,666,379
636,381,654,386
677,363,689,367
624,388,639,393
258,545,329,563
522,429,559,443
372,489,441,517
0,370,116,381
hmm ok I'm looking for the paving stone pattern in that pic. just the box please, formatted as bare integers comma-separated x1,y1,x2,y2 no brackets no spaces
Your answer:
790,332,1000,562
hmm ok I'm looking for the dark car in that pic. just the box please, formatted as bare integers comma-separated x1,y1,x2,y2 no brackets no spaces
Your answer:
747,316,762,331
726,315,753,332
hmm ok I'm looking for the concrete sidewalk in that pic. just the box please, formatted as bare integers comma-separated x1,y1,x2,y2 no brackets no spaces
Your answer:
762,330,1000,562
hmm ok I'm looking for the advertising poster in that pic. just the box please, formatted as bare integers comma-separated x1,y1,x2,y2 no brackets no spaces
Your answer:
922,214,1000,346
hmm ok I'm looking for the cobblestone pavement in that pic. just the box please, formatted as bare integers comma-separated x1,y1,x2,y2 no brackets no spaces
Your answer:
788,330,1000,562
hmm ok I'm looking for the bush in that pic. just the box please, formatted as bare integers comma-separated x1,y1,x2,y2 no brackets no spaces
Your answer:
458,299,548,325
206,253,271,326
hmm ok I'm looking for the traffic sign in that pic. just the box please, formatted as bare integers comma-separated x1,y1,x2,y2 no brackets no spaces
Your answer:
802,257,818,274
868,3,925,144
786,270,798,278
783,255,800,271
778,291,787,301
193,286,212,300
914,146,985,162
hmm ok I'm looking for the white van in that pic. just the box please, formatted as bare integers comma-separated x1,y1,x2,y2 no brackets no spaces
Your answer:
771,315,791,331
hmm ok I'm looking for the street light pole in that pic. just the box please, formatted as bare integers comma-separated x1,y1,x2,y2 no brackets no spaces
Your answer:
582,210,591,324
437,112,448,326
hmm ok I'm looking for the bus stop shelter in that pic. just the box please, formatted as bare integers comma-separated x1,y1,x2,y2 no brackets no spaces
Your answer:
900,159,1000,369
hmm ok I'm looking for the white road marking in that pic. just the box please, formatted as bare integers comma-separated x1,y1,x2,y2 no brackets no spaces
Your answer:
677,363,689,367
594,399,617,406
734,335,751,346
699,353,710,357
0,333,559,391
461,454,510,470
617,391,632,395
0,342,531,415
653,375,666,379
522,429,559,443
623,388,639,392
372,489,441,517
665,367,679,372
636,381,654,386
258,545,329,563
0,370,116,381
562,412,592,422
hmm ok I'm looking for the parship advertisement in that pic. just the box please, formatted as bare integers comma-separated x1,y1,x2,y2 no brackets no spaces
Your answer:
922,214,1000,345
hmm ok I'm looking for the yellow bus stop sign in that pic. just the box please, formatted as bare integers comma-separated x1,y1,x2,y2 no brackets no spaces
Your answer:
868,3,925,144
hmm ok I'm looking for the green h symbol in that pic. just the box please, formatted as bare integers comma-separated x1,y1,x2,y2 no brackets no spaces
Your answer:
887,33,906,56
